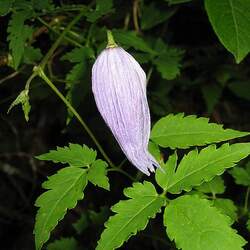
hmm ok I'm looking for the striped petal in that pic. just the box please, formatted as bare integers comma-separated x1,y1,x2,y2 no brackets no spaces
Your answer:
92,47,159,175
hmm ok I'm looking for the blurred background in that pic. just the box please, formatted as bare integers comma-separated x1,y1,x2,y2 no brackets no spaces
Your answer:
0,0,249,249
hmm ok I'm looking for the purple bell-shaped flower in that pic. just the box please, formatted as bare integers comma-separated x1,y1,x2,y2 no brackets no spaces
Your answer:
92,31,159,175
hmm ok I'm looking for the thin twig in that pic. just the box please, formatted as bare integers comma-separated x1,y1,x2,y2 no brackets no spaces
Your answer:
36,67,116,170
132,0,141,34
36,16,83,48
244,187,250,214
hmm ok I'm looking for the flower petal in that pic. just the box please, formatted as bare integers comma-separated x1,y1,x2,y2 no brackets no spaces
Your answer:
92,47,159,175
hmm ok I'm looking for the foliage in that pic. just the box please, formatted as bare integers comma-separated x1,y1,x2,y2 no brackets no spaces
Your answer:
151,113,249,149
36,143,97,167
205,0,250,63
8,89,31,121
47,237,79,250
1,0,250,249
35,144,109,249
7,11,33,69
164,195,246,250
96,182,165,250
229,162,250,186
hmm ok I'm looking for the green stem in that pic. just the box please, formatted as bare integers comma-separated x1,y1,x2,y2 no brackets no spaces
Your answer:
35,67,116,169
146,67,153,85
108,167,135,181
36,16,83,48
244,187,250,214
40,10,86,69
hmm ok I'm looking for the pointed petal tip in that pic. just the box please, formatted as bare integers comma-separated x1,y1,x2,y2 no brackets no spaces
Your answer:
133,152,161,176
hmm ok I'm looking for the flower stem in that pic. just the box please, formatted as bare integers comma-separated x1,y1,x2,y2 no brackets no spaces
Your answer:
106,30,117,48
35,66,116,169
22,9,133,180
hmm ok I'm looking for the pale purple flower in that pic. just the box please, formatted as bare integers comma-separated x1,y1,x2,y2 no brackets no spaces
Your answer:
92,37,159,175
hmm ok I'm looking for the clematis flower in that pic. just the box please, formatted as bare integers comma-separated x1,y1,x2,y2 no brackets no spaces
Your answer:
91,31,159,175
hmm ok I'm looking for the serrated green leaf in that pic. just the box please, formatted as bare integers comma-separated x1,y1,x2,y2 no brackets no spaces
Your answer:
212,198,238,223
153,42,184,80
86,0,113,22
7,11,33,69
34,167,87,250
155,152,177,191
66,63,85,84
87,160,109,190
151,113,250,149
96,181,165,250
164,195,246,250
47,237,79,250
112,29,156,55
0,0,14,16
36,143,97,167
247,219,250,232
89,206,109,225
148,141,162,163
229,162,250,186
195,176,225,195
61,47,94,63
8,89,31,121
205,0,250,63
141,3,176,30
166,143,250,194
73,213,89,235
23,46,42,64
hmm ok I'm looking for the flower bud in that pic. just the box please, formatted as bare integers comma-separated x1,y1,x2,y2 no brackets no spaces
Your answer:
92,35,159,175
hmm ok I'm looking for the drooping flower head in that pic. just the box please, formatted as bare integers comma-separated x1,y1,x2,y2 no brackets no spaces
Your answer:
92,31,159,175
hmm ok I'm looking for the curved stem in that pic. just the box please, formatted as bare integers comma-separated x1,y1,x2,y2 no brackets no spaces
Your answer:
35,67,116,169
244,187,250,214
36,16,83,48
108,167,135,181
132,0,140,34
40,10,86,69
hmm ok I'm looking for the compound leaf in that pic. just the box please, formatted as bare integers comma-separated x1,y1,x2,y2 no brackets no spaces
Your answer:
164,195,246,250
166,143,250,194
229,162,250,186
112,29,156,55
195,176,225,195
61,47,94,63
7,11,33,69
96,181,165,250
154,49,184,80
47,237,79,250
34,167,88,250
36,143,97,167
151,113,250,149
87,160,110,190
8,89,31,121
155,152,177,191
212,198,238,223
